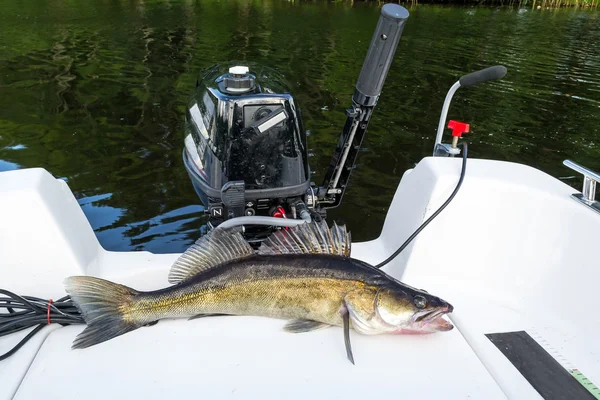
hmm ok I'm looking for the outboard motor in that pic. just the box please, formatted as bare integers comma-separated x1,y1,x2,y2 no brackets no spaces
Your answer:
183,4,409,242
183,64,312,240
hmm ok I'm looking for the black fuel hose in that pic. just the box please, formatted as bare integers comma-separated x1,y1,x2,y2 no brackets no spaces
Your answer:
374,142,468,269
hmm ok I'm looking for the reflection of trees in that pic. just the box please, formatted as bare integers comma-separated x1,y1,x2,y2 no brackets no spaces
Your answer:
0,1,599,249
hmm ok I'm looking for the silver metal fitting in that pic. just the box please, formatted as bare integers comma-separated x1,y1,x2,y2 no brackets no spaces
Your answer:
563,159,600,215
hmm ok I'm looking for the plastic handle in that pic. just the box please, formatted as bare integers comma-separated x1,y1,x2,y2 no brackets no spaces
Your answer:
448,120,470,137
459,65,507,87
353,4,409,106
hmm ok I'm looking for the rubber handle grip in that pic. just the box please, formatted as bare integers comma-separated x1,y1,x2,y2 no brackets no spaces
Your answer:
459,65,507,87
353,4,409,106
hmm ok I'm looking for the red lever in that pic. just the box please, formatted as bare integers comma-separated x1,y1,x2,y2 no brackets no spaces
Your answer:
448,120,470,137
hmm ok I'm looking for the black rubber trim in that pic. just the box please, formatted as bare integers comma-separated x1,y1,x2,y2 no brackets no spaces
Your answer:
182,149,310,201
486,331,595,400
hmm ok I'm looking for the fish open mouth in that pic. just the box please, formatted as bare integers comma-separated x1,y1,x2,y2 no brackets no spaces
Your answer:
411,306,454,332
427,313,453,331
415,306,448,322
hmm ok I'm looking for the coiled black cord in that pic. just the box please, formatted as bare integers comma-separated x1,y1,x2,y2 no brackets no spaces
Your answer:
0,290,84,361
374,142,468,269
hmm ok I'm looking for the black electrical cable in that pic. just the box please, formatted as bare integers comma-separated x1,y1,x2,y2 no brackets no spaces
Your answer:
0,290,84,361
374,142,468,269
0,325,45,362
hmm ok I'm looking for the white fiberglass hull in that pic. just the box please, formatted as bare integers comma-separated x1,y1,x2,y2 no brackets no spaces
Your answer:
1,157,598,399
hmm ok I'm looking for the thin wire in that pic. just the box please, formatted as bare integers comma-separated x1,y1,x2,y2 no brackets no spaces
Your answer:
0,290,44,313
374,142,468,269
0,325,45,361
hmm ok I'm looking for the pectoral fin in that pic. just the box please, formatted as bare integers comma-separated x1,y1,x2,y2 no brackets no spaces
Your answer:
283,319,331,333
342,307,354,365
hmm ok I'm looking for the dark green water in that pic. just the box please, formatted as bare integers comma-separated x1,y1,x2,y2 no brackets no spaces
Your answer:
1,1,599,253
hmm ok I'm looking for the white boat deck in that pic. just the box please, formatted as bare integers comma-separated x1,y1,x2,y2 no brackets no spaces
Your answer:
1,157,599,399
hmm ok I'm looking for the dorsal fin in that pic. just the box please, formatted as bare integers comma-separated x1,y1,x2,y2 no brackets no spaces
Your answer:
257,220,351,257
168,228,253,284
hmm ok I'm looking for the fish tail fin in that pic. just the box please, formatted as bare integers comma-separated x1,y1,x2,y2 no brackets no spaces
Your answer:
64,276,142,349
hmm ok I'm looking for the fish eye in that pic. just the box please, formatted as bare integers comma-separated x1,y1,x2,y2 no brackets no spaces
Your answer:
414,295,427,309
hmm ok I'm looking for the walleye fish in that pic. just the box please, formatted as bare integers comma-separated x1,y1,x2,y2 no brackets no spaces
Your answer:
64,221,453,364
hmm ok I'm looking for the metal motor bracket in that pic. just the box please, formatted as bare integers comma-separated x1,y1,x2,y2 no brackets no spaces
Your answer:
320,4,410,209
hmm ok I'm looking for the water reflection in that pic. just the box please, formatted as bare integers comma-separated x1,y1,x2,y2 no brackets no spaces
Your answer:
0,1,598,252
0,160,20,171
79,192,204,252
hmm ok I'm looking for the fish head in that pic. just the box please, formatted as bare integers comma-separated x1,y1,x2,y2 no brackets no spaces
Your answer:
375,287,454,334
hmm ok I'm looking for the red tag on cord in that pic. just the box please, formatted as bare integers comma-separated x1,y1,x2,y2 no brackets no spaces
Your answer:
47,299,53,324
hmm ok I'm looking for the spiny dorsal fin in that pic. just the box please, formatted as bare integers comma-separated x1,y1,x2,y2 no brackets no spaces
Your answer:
168,228,253,284
257,220,351,257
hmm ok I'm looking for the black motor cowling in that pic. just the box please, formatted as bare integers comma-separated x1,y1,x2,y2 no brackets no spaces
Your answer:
183,63,311,234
